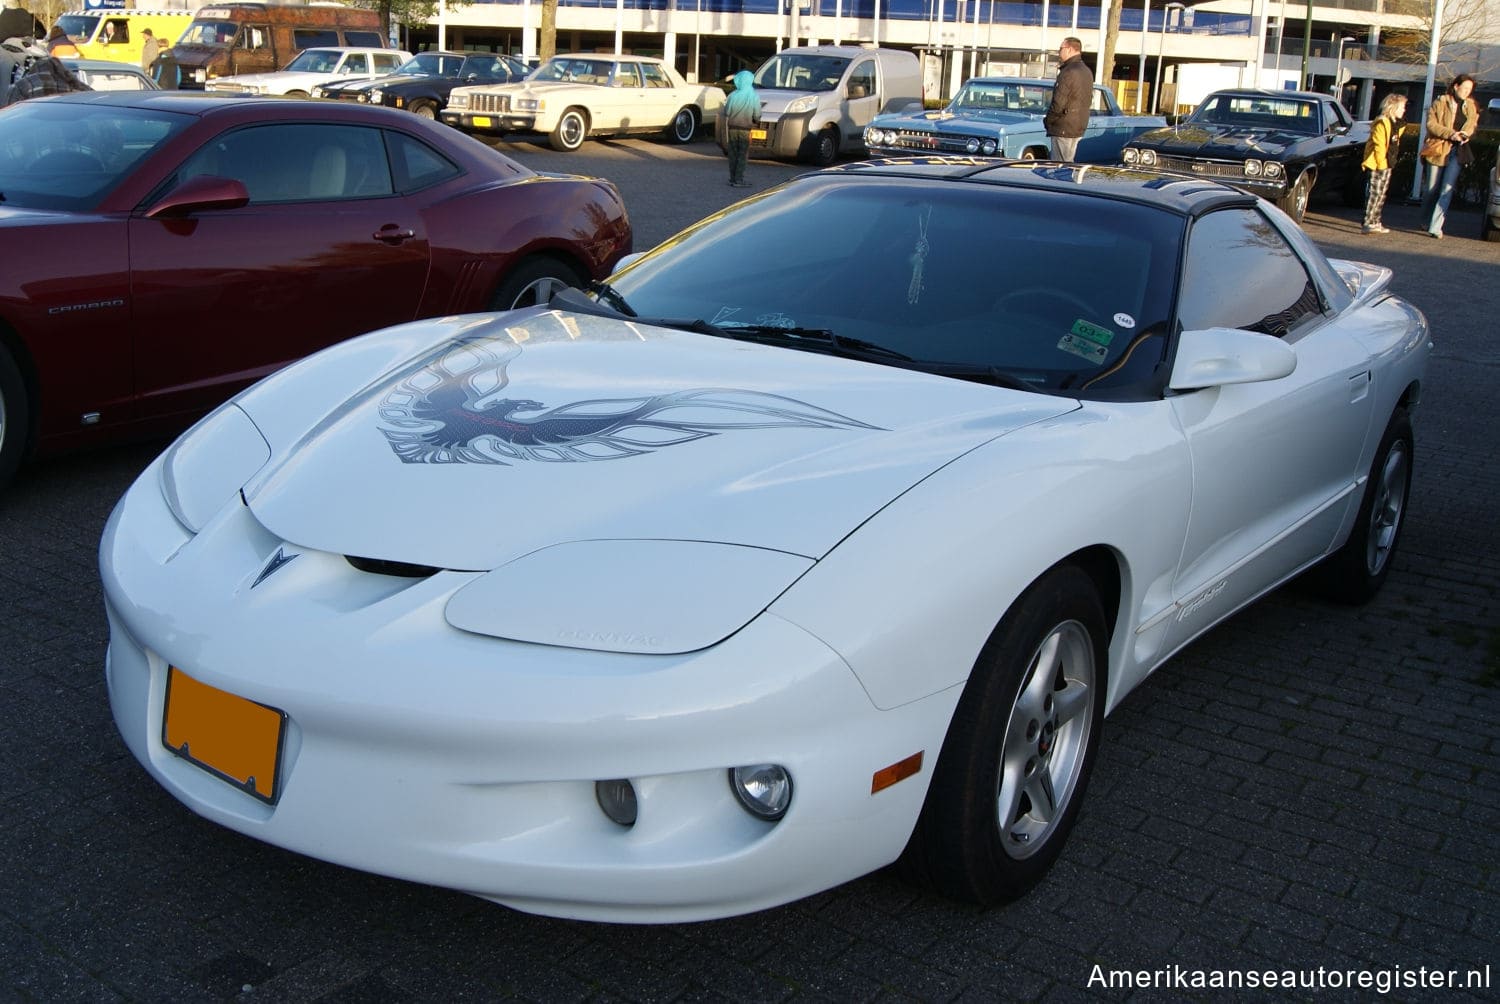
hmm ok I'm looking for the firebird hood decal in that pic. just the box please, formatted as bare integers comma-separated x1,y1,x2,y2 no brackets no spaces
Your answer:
243,310,1078,570
377,336,881,465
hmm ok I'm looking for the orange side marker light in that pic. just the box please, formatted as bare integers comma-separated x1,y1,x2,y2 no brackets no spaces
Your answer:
871,751,924,794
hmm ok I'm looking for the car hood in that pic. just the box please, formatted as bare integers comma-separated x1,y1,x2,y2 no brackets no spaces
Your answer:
1130,122,1308,158
240,309,1078,571
872,107,1038,134
215,70,333,86
365,72,437,90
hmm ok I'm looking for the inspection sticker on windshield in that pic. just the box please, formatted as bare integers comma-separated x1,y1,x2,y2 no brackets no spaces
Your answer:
1113,312,1136,329
1057,320,1114,362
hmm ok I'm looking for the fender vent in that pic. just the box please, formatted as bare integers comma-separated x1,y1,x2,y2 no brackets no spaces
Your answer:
345,555,441,578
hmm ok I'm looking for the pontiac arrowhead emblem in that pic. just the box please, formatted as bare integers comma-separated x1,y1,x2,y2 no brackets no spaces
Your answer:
252,547,299,588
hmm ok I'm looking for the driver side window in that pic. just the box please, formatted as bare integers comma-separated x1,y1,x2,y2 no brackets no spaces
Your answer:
1177,209,1324,338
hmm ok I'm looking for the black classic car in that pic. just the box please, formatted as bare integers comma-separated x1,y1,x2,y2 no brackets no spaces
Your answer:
1122,89,1369,223
313,51,528,119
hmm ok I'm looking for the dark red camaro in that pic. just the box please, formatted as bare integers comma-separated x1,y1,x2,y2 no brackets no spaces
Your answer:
0,92,632,487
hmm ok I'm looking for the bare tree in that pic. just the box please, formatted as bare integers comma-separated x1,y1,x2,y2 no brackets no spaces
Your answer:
540,0,557,61
349,0,473,47
1379,0,1497,78
15,0,67,38
1100,0,1123,98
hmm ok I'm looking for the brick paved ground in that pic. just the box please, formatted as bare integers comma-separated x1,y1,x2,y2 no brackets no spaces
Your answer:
1,170,1496,1001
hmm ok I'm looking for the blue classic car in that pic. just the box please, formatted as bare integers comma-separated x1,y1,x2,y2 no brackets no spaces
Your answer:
864,76,1165,162
1122,90,1370,224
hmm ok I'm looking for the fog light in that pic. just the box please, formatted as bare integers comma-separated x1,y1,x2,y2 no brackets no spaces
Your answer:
729,765,791,821
595,778,637,827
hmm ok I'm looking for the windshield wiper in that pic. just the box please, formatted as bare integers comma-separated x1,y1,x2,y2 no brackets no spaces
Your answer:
587,280,637,317
707,323,915,362
905,361,1043,392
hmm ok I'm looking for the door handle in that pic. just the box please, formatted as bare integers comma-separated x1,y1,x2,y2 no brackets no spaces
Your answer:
1348,370,1371,403
372,225,416,244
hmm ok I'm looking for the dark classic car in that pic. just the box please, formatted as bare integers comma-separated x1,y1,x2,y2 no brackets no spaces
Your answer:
866,76,1165,162
0,92,631,488
1122,89,1369,223
313,51,529,119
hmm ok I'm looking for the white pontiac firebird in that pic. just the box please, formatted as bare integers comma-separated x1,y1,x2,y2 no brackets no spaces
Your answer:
101,159,1430,923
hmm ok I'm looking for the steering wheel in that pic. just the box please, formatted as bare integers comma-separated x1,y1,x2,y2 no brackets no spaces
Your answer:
992,286,1094,321
27,148,108,173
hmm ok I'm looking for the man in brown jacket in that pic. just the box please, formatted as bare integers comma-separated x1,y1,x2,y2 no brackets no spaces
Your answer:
1044,37,1093,163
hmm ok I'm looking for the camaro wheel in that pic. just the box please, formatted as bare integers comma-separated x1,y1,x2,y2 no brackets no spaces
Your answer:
549,109,589,152
1307,408,1412,604
668,107,698,144
1279,172,1312,223
902,564,1107,904
0,345,28,490
490,258,585,310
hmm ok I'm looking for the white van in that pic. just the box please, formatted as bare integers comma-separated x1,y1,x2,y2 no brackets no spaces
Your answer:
725,45,922,165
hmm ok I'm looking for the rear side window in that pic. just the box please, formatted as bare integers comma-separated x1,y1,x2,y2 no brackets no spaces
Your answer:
239,25,269,51
386,131,460,192
177,123,395,202
345,30,384,48
641,63,672,88
292,28,337,50
1177,208,1324,337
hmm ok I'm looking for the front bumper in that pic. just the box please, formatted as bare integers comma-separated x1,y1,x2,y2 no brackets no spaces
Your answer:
441,110,536,135
100,458,953,922
748,111,812,160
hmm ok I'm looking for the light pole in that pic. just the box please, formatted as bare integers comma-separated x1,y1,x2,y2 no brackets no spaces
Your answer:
1331,34,1354,103
1154,2,1184,115
1136,0,1151,113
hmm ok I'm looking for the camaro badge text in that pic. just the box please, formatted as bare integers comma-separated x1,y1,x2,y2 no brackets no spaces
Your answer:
252,547,299,588
377,336,882,466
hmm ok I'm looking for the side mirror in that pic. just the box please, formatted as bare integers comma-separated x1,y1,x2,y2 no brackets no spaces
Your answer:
847,83,868,99
1169,326,1297,390
145,175,251,219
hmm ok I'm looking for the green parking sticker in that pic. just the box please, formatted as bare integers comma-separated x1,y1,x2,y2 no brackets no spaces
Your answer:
1057,332,1110,362
1069,319,1115,346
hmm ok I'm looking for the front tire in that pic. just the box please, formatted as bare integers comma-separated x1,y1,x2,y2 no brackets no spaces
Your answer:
1278,172,1312,223
549,108,589,152
802,126,838,167
0,345,29,490
667,106,698,144
411,100,438,121
1306,408,1412,604
902,564,1107,904
489,258,585,311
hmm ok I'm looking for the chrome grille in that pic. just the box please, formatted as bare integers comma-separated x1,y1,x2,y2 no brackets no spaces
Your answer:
1155,155,1247,180
470,92,510,114
888,130,974,153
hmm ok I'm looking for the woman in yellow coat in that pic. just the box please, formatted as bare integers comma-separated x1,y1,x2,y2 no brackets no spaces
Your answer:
1360,93,1407,235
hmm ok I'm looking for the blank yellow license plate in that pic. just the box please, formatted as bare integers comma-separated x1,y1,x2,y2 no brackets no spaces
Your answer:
163,667,286,804
472,115,493,128
750,128,767,141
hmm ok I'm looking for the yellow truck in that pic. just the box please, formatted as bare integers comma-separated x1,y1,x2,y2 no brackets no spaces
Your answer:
51,9,194,67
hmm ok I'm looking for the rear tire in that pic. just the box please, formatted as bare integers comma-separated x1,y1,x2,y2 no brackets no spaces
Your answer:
901,564,1107,904
285,89,309,99
549,108,589,152
667,106,698,144
1306,408,1412,604
489,258,585,311
0,345,29,491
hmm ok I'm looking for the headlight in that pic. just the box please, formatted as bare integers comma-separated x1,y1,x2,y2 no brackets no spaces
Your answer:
445,539,813,654
1244,159,1262,177
730,765,792,821
964,138,980,154
160,404,271,533
1123,147,1139,164
784,95,817,114
1263,162,1284,180
448,92,468,109
980,139,997,155
193,68,206,83
312,86,326,98
368,88,382,103
864,126,877,144
514,96,542,112
1140,148,1157,166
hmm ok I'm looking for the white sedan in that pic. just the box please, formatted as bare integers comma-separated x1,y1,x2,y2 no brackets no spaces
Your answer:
101,159,1429,923
206,46,409,97
443,52,724,150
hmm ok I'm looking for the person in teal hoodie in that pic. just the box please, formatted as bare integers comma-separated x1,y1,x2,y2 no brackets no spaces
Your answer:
724,69,761,188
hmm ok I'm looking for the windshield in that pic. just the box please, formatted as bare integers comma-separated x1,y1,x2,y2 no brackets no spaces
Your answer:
54,14,102,41
284,49,345,73
532,57,614,84
1190,94,1320,134
606,177,1182,395
950,81,1054,115
179,20,238,46
0,102,192,211
753,53,850,92
395,52,465,76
